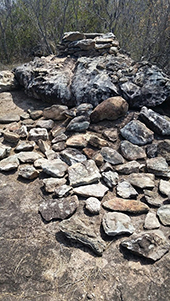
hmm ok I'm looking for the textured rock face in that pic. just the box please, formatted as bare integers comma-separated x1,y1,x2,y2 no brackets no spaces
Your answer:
102,212,134,236
13,32,170,108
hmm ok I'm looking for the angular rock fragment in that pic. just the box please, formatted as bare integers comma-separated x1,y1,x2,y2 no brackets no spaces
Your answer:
101,147,124,165
102,128,118,143
120,120,154,145
146,144,157,158
66,116,90,132
87,134,108,148
15,125,28,138
18,165,39,179
52,142,66,152
0,155,19,171
29,128,49,141
85,197,101,214
59,215,106,256
36,119,54,129
60,147,87,165
0,144,11,159
43,177,67,193
34,158,48,168
128,173,155,189
120,140,146,160
102,212,134,236
29,110,43,120
157,140,170,163
116,181,138,199
76,103,93,117
17,151,43,163
54,184,72,198
43,104,68,120
115,161,140,175
38,139,50,155
121,231,169,261
140,106,170,135
90,96,128,122
51,132,67,143
144,212,160,230
68,160,101,187
66,134,88,148
146,157,170,177
157,205,170,226
3,131,20,144
39,195,79,221
102,171,119,188
159,179,170,196
102,197,149,214
0,113,20,123
73,182,109,198
144,189,164,207
63,31,85,41
42,159,68,177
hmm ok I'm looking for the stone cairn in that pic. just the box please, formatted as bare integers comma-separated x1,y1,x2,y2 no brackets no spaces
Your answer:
0,32,170,261
57,31,120,57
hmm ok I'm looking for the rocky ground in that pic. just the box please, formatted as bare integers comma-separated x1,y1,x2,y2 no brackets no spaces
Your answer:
0,89,170,301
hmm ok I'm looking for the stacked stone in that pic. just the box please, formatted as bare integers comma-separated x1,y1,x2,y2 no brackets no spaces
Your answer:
57,31,120,57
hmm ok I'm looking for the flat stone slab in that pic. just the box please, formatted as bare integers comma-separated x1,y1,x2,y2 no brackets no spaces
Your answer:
66,134,88,148
60,215,106,256
159,179,170,196
68,160,101,187
121,231,169,261
116,181,138,199
0,114,20,123
115,160,140,174
3,131,20,144
127,173,155,189
36,119,54,129
73,182,109,198
43,177,67,193
146,157,170,177
43,104,68,120
144,189,164,207
157,205,170,226
101,147,124,165
140,106,170,135
102,212,134,236
102,197,149,214
66,116,90,132
120,140,146,160
17,151,43,163
60,147,87,165
18,165,39,179
0,155,19,171
15,141,35,152
42,159,68,178
54,184,72,198
39,195,79,221
120,120,154,145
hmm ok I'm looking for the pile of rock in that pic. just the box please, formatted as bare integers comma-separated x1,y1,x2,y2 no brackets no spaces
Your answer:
0,93,170,260
57,32,120,57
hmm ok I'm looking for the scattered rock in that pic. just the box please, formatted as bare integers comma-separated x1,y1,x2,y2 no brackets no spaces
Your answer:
146,157,170,177
36,119,54,129
116,181,138,199
87,134,108,148
85,197,101,214
120,120,154,145
115,160,140,174
0,114,20,123
144,189,164,207
140,106,170,135
102,171,119,188
60,147,87,165
90,96,128,122
18,165,39,179
120,140,146,160
43,104,68,120
146,143,157,158
30,110,43,120
159,179,170,196
39,195,79,221
144,212,160,230
0,155,19,171
43,177,66,193
68,160,101,187
66,116,90,132
17,151,43,163
73,182,109,198
60,215,106,256
101,147,124,165
28,127,49,141
3,131,20,144
157,205,170,226
128,173,155,189
102,128,118,143
38,139,50,155
42,159,68,177
54,184,72,198
66,134,88,148
102,197,149,214
0,144,11,159
102,212,134,236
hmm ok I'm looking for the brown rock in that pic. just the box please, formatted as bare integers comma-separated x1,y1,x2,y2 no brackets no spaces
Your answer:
90,96,128,122
102,197,149,214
